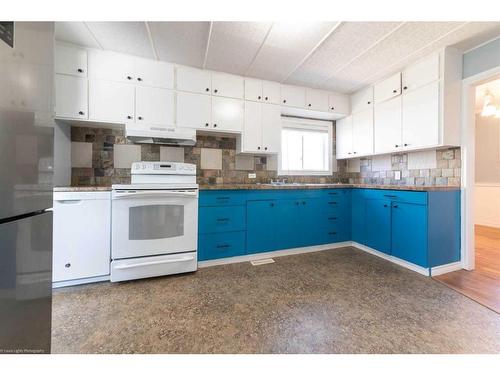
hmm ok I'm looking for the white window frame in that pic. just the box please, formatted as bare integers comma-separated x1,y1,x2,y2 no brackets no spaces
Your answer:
278,117,334,176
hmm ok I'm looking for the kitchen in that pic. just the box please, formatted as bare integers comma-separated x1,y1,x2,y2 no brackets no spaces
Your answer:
1,5,500,368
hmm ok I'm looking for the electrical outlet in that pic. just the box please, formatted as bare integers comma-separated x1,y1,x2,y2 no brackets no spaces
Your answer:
394,170,401,180
248,173,256,179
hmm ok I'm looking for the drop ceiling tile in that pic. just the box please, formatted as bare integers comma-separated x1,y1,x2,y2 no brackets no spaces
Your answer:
205,22,272,75
55,22,101,48
246,22,339,82
149,22,210,67
287,22,402,88
85,22,154,59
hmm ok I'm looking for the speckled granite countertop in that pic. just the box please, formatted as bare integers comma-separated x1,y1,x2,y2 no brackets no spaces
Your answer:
54,186,112,192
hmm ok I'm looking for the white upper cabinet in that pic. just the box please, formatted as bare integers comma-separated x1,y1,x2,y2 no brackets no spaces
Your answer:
244,78,281,104
55,44,87,77
244,78,263,102
402,81,439,150
134,58,174,89
374,72,401,103
240,102,280,153
402,54,440,93
89,80,135,124
352,109,374,157
261,103,281,153
211,97,244,132
211,72,244,99
351,86,373,113
176,66,212,94
374,96,402,154
281,84,306,108
305,89,329,111
176,91,212,129
88,50,135,84
242,101,262,152
336,116,353,159
328,93,350,115
135,87,175,127
55,75,88,119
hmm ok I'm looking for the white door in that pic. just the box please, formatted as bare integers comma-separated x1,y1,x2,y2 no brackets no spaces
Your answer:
134,58,174,89
176,91,212,129
261,103,281,153
402,81,440,150
244,78,263,102
212,97,244,132
335,116,353,159
89,80,135,123
55,74,88,119
211,72,244,99
374,96,402,154
402,54,440,93
55,44,87,77
306,88,329,111
262,80,281,104
135,87,175,127
281,84,306,107
328,93,350,114
176,66,212,94
352,108,374,157
88,49,135,83
351,86,373,113
243,101,262,152
374,72,401,103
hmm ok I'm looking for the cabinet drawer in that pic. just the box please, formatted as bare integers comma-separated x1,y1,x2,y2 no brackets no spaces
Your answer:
199,191,246,207
199,206,246,234
198,231,246,261
377,190,427,205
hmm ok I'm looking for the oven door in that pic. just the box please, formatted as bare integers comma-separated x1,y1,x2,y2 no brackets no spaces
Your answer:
112,189,198,259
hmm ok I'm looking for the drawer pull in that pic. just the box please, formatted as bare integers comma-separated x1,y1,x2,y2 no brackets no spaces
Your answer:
216,244,230,249
328,232,338,235
216,218,229,222
216,197,230,200
328,192,338,195
328,217,338,221
328,201,338,205
383,195,398,198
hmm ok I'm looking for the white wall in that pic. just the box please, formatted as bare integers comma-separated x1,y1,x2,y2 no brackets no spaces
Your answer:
463,37,500,78
53,120,71,186
475,114,500,227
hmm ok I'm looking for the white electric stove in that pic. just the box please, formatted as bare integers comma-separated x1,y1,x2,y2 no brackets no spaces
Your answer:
110,162,198,282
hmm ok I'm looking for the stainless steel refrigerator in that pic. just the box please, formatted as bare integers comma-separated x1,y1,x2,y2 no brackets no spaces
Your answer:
0,22,54,354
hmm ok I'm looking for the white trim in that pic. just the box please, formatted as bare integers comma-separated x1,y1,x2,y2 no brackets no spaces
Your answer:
475,183,500,188
475,220,500,229
198,242,351,268
52,275,109,289
430,262,463,276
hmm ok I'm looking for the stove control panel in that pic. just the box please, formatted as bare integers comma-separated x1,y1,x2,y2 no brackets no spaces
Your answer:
131,162,196,175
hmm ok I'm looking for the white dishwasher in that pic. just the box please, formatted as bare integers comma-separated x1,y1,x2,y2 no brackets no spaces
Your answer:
53,191,111,285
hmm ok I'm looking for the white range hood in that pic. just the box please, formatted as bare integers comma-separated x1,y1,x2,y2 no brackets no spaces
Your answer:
125,125,196,146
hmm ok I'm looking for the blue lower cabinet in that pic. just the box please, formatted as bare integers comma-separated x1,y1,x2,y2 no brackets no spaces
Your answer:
246,200,279,254
199,205,245,234
365,199,391,255
198,231,246,260
275,199,301,249
351,190,366,245
391,202,428,267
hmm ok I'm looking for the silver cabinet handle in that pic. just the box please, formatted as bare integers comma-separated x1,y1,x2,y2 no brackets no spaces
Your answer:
113,190,197,199
115,256,195,269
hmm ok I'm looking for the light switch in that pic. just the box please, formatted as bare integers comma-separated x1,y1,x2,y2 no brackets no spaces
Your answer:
395,170,401,180
248,173,256,179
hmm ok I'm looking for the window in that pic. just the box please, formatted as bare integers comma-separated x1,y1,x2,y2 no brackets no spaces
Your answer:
279,118,333,176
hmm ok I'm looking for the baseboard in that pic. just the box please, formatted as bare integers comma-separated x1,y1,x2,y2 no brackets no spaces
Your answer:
52,274,110,288
429,262,463,276
198,242,352,268
474,220,500,229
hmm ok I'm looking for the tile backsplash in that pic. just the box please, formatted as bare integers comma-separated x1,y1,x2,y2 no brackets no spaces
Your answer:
69,126,460,187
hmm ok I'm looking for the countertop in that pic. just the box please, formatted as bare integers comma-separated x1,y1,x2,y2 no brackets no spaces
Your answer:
54,184,460,193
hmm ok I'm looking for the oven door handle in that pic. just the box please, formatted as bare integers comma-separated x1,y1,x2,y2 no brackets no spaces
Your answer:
113,190,198,199
114,255,196,270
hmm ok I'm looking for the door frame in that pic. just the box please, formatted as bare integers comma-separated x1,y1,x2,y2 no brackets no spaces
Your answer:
460,65,500,270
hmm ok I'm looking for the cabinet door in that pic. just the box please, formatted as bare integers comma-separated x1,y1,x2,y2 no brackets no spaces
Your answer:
299,198,323,246
55,44,87,77
244,78,263,101
262,80,281,104
402,54,439,93
374,72,401,103
402,81,439,150
212,72,244,99
135,87,175,127
261,103,281,153
281,84,306,107
329,93,350,114
336,116,353,159
88,50,135,83
275,200,301,249
89,80,135,123
134,58,174,89
247,200,278,254
306,88,329,111
212,97,244,132
365,199,391,255
391,202,428,267
243,101,262,152
351,190,366,245
352,109,374,157
374,96,402,153
176,66,211,94
176,91,212,129
351,86,373,113
55,75,88,119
